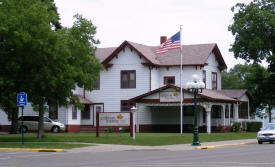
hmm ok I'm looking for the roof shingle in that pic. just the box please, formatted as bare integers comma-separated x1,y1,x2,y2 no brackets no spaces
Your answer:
95,41,226,69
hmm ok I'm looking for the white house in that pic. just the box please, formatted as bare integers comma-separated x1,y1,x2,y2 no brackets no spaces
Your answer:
0,37,252,133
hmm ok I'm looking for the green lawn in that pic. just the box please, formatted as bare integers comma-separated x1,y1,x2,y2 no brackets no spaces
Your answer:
0,132,257,146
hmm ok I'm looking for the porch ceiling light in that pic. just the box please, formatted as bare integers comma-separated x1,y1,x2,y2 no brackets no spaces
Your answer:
187,74,206,146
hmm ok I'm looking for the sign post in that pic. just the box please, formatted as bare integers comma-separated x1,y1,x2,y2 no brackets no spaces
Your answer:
17,92,27,144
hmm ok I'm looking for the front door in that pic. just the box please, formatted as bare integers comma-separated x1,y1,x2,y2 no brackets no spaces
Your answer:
93,104,103,126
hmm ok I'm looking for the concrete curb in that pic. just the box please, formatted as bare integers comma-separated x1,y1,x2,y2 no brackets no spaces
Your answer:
0,148,63,152
196,143,245,150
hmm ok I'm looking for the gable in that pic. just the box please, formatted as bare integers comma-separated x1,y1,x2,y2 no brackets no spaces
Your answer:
97,41,227,69
129,85,236,103
109,46,148,64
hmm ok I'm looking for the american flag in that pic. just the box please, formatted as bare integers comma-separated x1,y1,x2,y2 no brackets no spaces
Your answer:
156,31,181,54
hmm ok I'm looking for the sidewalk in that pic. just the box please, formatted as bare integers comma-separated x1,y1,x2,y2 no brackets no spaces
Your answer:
69,139,257,153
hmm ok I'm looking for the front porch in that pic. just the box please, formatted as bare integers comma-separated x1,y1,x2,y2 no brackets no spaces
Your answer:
136,103,237,133
129,84,251,133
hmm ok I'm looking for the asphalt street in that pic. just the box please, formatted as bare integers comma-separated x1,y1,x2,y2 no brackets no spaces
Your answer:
0,143,274,167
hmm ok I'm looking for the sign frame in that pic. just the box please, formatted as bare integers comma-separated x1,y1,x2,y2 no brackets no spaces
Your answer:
17,92,28,107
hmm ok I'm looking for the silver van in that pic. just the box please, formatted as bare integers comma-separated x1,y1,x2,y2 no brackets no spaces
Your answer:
18,116,65,133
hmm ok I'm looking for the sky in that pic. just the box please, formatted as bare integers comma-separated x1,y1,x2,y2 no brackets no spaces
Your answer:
55,0,250,70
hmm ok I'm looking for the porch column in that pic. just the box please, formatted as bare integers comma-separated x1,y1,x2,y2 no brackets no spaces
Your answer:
228,104,231,126
235,102,239,121
205,105,212,134
136,103,140,133
222,104,226,127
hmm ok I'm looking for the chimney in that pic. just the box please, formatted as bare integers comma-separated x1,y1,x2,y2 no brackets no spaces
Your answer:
160,36,167,44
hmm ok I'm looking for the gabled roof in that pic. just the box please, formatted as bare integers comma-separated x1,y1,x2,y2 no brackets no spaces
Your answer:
129,84,237,103
96,41,227,70
77,95,93,104
217,89,253,101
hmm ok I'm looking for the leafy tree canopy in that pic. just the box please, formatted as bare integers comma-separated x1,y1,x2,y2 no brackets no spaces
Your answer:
0,0,103,136
229,0,275,64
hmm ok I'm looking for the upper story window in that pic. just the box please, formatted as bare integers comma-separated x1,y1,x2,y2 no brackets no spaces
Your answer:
203,70,206,88
212,72,217,90
48,101,58,120
121,70,136,88
164,76,175,85
93,76,100,90
121,100,136,112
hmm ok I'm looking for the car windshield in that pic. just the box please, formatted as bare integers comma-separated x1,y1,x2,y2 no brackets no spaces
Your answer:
263,124,275,131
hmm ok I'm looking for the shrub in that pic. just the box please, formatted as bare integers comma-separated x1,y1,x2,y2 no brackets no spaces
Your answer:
246,122,262,132
108,127,114,133
232,122,241,132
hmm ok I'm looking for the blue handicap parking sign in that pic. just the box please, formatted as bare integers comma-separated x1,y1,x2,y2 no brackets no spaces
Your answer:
17,92,27,106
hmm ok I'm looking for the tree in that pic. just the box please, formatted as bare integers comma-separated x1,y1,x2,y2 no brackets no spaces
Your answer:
0,0,102,137
222,64,274,121
229,0,275,64
229,0,275,122
0,0,61,134
222,64,251,89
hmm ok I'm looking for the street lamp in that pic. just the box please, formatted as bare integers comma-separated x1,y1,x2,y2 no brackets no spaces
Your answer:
186,74,205,146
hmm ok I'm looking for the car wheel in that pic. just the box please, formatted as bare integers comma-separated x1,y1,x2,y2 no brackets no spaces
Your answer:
258,141,263,144
270,141,273,144
51,126,60,133
20,126,28,133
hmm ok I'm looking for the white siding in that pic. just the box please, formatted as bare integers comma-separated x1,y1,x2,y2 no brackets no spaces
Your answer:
87,46,150,113
240,94,249,102
67,105,81,125
137,104,152,124
204,53,222,90
0,109,11,125
17,103,67,125
151,68,160,90
158,66,202,88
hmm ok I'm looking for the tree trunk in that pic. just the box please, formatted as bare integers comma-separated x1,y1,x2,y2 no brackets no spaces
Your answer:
10,109,19,134
37,104,44,138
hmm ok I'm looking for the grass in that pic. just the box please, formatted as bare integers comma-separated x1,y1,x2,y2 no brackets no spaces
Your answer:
0,142,91,149
0,132,257,146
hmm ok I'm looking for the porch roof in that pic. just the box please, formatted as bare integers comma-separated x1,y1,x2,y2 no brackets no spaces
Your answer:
217,89,253,101
77,95,93,104
129,84,237,103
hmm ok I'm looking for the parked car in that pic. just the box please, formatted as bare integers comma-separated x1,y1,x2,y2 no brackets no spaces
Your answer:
18,116,65,133
257,123,275,144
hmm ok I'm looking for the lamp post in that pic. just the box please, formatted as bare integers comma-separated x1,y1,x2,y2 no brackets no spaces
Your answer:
187,74,205,146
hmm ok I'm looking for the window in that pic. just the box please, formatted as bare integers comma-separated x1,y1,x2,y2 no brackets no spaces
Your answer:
239,102,248,119
49,102,58,119
183,106,193,116
121,70,136,88
96,106,102,113
121,100,136,112
72,106,77,120
164,76,175,85
211,105,221,118
93,76,100,90
230,104,234,118
203,70,206,88
211,72,217,90
81,104,90,120
43,117,51,122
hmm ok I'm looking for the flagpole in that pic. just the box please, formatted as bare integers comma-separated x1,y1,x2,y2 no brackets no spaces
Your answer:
180,25,183,134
